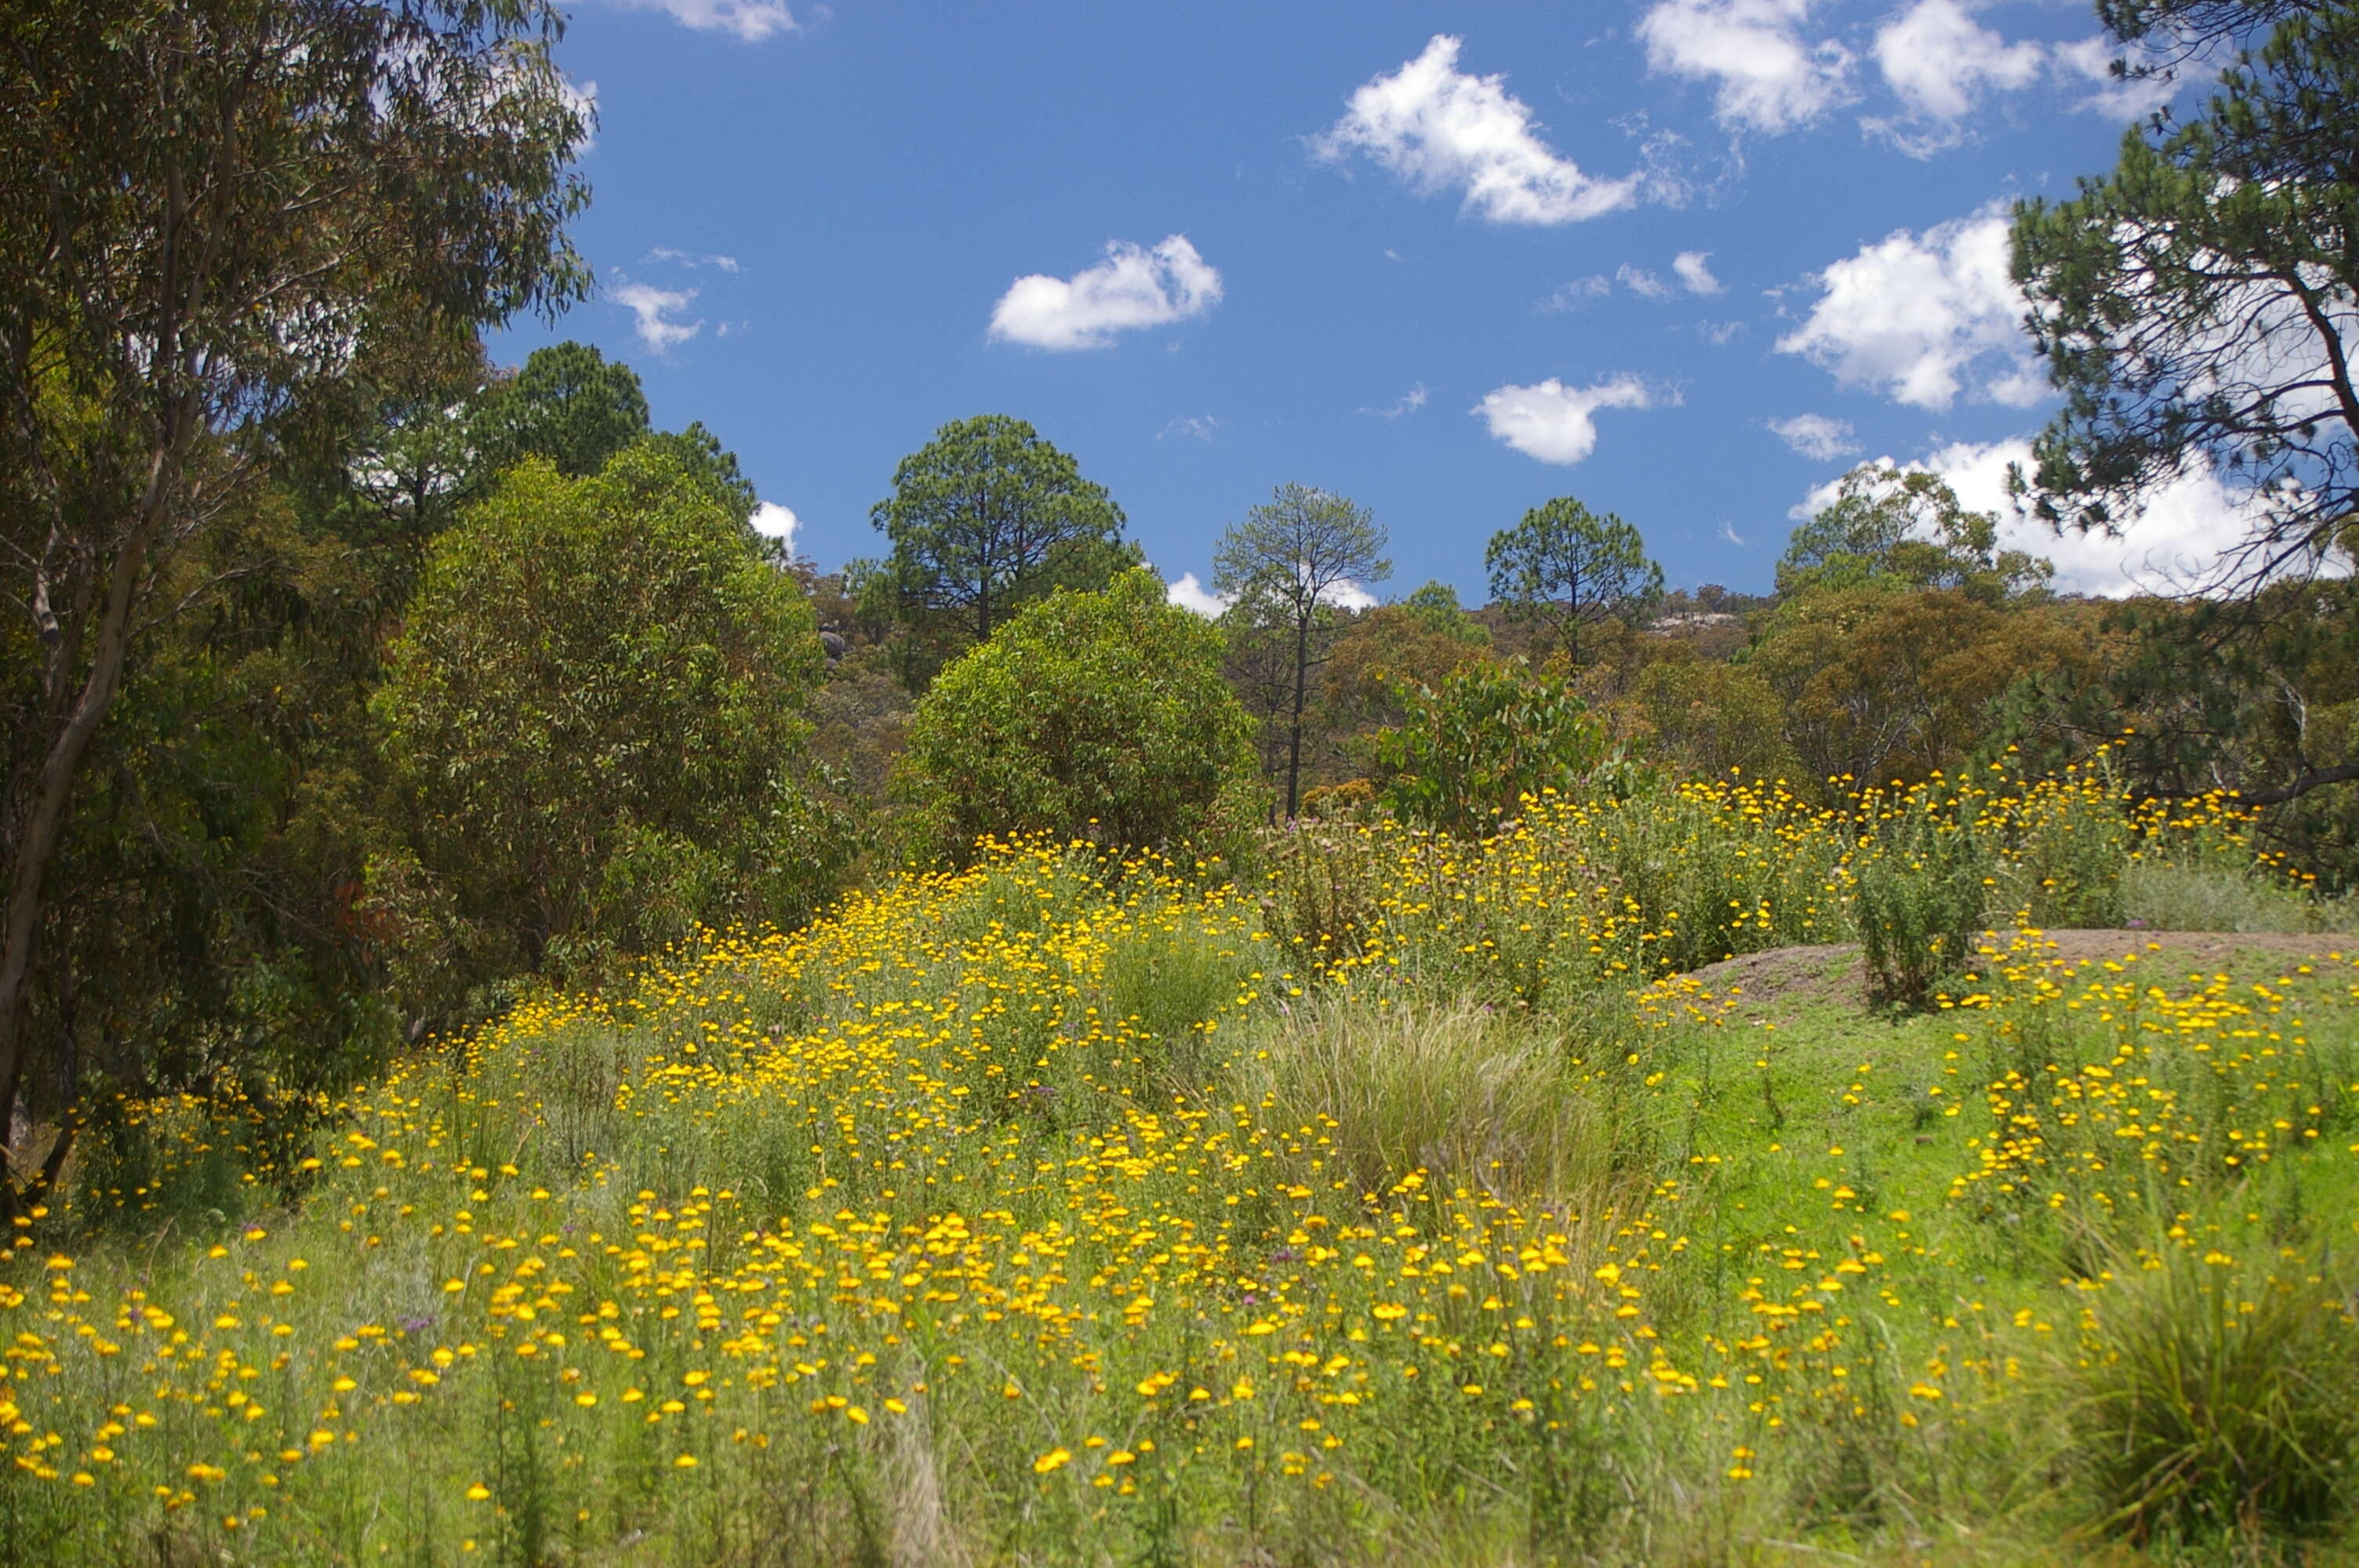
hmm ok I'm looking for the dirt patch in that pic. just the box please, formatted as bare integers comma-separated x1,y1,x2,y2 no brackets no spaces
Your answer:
1678,930,2359,1015
1676,944,1859,1010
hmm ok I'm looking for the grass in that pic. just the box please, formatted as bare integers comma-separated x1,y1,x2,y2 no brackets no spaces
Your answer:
5,771,2357,1566
2121,861,2339,934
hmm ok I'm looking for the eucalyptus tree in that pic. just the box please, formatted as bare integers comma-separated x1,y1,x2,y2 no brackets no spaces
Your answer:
0,0,591,1210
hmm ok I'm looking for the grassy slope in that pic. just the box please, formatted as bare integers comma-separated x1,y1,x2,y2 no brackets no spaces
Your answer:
5,841,2357,1566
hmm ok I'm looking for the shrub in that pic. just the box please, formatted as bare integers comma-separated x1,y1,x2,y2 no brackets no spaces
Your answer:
1372,659,1604,834
2008,769,2132,927
1852,784,1995,1008
892,569,1259,866
370,445,850,1009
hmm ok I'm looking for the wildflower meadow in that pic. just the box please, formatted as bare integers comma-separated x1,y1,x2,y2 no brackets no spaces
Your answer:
5,768,2356,1566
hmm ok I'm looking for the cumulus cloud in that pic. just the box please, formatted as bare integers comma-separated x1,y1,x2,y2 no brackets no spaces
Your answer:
1164,572,1230,617
1638,0,1853,134
1865,0,2046,154
751,501,798,553
1315,34,1636,225
1788,438,2267,595
988,235,1223,351
1776,202,2043,409
1672,250,1722,296
1325,579,1381,612
609,0,796,41
1768,413,1859,461
1474,376,1652,466
612,281,702,352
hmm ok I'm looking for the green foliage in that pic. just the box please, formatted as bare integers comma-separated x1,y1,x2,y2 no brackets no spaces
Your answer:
2058,1229,2359,1541
1852,785,1997,1009
1776,466,2052,603
1373,659,1605,835
371,445,844,1014
1213,483,1392,818
1314,603,1499,786
1994,585,2359,892
892,569,1259,866
0,0,591,1207
1396,581,1491,645
1616,655,1802,786
1484,497,1664,664
470,341,652,481
1747,587,2090,797
863,414,1133,688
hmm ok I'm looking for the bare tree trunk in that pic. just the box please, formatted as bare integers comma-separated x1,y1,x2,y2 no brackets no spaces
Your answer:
0,445,178,1215
1285,612,1309,820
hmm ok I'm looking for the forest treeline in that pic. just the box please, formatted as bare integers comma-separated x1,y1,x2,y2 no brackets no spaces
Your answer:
3,0,2355,1217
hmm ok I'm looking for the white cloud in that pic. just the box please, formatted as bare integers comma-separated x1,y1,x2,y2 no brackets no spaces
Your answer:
1474,376,1652,465
1540,275,1613,312
1158,415,1219,441
988,235,1223,351
1672,250,1722,296
609,0,796,42
1863,6,2173,151
1768,413,1859,461
1324,579,1381,612
1870,0,2044,144
1360,383,1429,419
1698,319,1748,345
648,247,740,272
1616,263,1675,300
2050,37,2182,120
1776,202,2041,409
1788,439,2266,595
1720,521,1748,546
559,74,600,153
611,281,702,352
1165,572,1229,617
1638,0,1853,134
1315,34,1635,225
751,501,798,552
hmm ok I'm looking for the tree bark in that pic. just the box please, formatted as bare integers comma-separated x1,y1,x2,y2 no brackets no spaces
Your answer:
0,441,182,1214
1285,609,1310,821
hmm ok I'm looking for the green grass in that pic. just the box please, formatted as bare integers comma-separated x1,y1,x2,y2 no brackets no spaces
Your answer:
6,833,2358,1566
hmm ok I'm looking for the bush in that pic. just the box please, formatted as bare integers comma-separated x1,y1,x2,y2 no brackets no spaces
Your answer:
370,445,850,1011
892,569,1260,866
1373,659,1603,834
1852,784,1995,1008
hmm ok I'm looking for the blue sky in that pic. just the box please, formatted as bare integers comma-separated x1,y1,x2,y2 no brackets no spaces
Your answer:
503,0,2238,602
